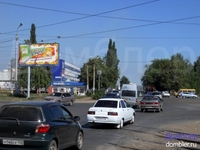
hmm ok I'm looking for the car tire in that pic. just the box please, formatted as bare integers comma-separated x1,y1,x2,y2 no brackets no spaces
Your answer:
74,131,83,150
116,119,123,129
88,123,95,128
141,108,144,112
130,115,135,124
68,100,73,106
48,140,57,150
161,106,163,111
158,106,161,112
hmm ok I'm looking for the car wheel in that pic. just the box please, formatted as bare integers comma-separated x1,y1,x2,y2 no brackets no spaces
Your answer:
48,140,57,150
68,100,73,106
158,106,161,112
88,123,95,128
116,119,123,129
161,106,163,111
74,131,83,150
141,108,144,112
130,114,135,124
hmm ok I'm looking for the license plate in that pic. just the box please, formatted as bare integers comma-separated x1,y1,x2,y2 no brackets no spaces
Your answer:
96,117,106,120
3,139,24,145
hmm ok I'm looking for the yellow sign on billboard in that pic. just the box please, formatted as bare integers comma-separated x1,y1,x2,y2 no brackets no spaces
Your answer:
19,43,59,66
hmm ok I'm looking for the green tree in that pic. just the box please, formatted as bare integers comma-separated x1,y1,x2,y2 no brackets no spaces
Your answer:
120,76,130,87
104,39,120,88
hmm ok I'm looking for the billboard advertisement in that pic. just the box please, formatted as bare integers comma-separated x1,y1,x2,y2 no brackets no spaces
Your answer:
19,43,59,66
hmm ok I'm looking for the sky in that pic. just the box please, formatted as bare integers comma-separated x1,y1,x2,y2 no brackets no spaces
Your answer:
0,0,200,85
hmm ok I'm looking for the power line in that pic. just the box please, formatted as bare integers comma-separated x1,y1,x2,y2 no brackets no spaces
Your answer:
1,0,159,34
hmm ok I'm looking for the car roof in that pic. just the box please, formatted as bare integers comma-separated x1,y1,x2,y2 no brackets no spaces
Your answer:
98,98,123,101
2,101,59,107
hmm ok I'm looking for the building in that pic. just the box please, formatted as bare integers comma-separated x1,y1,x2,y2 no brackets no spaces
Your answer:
0,69,14,89
52,59,80,82
50,59,86,95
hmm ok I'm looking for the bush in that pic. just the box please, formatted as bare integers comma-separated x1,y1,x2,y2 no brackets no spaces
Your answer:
91,90,105,100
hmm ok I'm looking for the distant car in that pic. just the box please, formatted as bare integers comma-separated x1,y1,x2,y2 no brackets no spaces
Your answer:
44,92,75,106
0,101,84,150
162,91,170,97
87,98,135,129
102,92,120,98
140,95,164,112
151,91,162,99
112,90,121,97
179,92,197,98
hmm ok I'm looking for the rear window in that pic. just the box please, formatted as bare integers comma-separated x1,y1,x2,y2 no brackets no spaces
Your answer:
142,96,158,100
0,106,43,121
152,92,161,95
94,100,118,108
122,90,136,97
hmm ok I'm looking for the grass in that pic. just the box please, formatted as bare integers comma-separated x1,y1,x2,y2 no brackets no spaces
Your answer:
0,90,91,101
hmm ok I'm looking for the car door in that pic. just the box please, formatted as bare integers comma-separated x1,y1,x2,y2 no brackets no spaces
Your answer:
60,106,79,144
120,100,130,122
49,105,69,146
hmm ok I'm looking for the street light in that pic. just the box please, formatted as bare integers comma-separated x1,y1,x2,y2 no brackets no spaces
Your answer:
15,23,23,82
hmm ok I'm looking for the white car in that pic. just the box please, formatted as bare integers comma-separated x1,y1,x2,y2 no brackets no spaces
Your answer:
87,98,135,129
162,91,170,97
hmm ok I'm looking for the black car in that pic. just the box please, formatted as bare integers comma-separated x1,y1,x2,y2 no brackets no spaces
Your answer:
0,101,84,150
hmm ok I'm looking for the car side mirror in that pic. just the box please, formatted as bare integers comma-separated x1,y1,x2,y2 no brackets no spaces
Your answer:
74,116,80,121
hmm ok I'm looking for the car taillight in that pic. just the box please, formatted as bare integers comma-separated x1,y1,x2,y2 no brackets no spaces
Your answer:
108,112,118,116
87,111,95,115
136,98,138,103
140,102,145,105
35,124,50,133
153,102,159,104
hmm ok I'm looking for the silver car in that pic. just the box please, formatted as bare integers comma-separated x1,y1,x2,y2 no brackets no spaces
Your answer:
140,96,164,112
44,92,75,106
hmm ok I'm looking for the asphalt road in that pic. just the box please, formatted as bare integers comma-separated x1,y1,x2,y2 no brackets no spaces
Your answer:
0,97,199,150
66,97,200,150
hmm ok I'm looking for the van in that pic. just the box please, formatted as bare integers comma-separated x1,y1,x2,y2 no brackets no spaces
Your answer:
121,83,139,108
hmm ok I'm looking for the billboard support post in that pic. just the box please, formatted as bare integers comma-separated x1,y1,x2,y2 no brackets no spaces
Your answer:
27,66,30,98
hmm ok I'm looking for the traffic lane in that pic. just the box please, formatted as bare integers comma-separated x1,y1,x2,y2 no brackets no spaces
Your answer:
67,97,200,150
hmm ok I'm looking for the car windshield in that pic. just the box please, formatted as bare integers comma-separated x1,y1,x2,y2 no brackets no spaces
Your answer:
51,93,62,96
94,100,118,108
0,106,43,121
122,90,136,97
65,93,71,97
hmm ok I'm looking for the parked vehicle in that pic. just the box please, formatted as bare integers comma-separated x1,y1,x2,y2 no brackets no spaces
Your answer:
162,91,170,97
0,101,84,150
87,98,135,129
44,92,75,106
179,92,197,98
140,95,164,112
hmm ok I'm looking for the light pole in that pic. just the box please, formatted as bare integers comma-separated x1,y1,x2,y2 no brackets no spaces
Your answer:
15,23,23,83
97,70,102,91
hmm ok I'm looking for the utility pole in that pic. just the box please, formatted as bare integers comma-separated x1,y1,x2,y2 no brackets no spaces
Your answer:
86,65,89,91
93,63,95,92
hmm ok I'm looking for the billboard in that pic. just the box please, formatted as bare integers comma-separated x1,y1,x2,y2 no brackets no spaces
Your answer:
19,43,59,66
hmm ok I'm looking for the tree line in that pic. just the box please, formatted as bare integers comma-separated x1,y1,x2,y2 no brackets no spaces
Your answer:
141,53,200,94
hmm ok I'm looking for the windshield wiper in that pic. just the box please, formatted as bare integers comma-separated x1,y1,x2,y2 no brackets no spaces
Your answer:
0,117,20,126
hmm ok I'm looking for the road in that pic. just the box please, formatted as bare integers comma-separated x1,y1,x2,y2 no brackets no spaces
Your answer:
0,97,199,150
67,97,200,150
